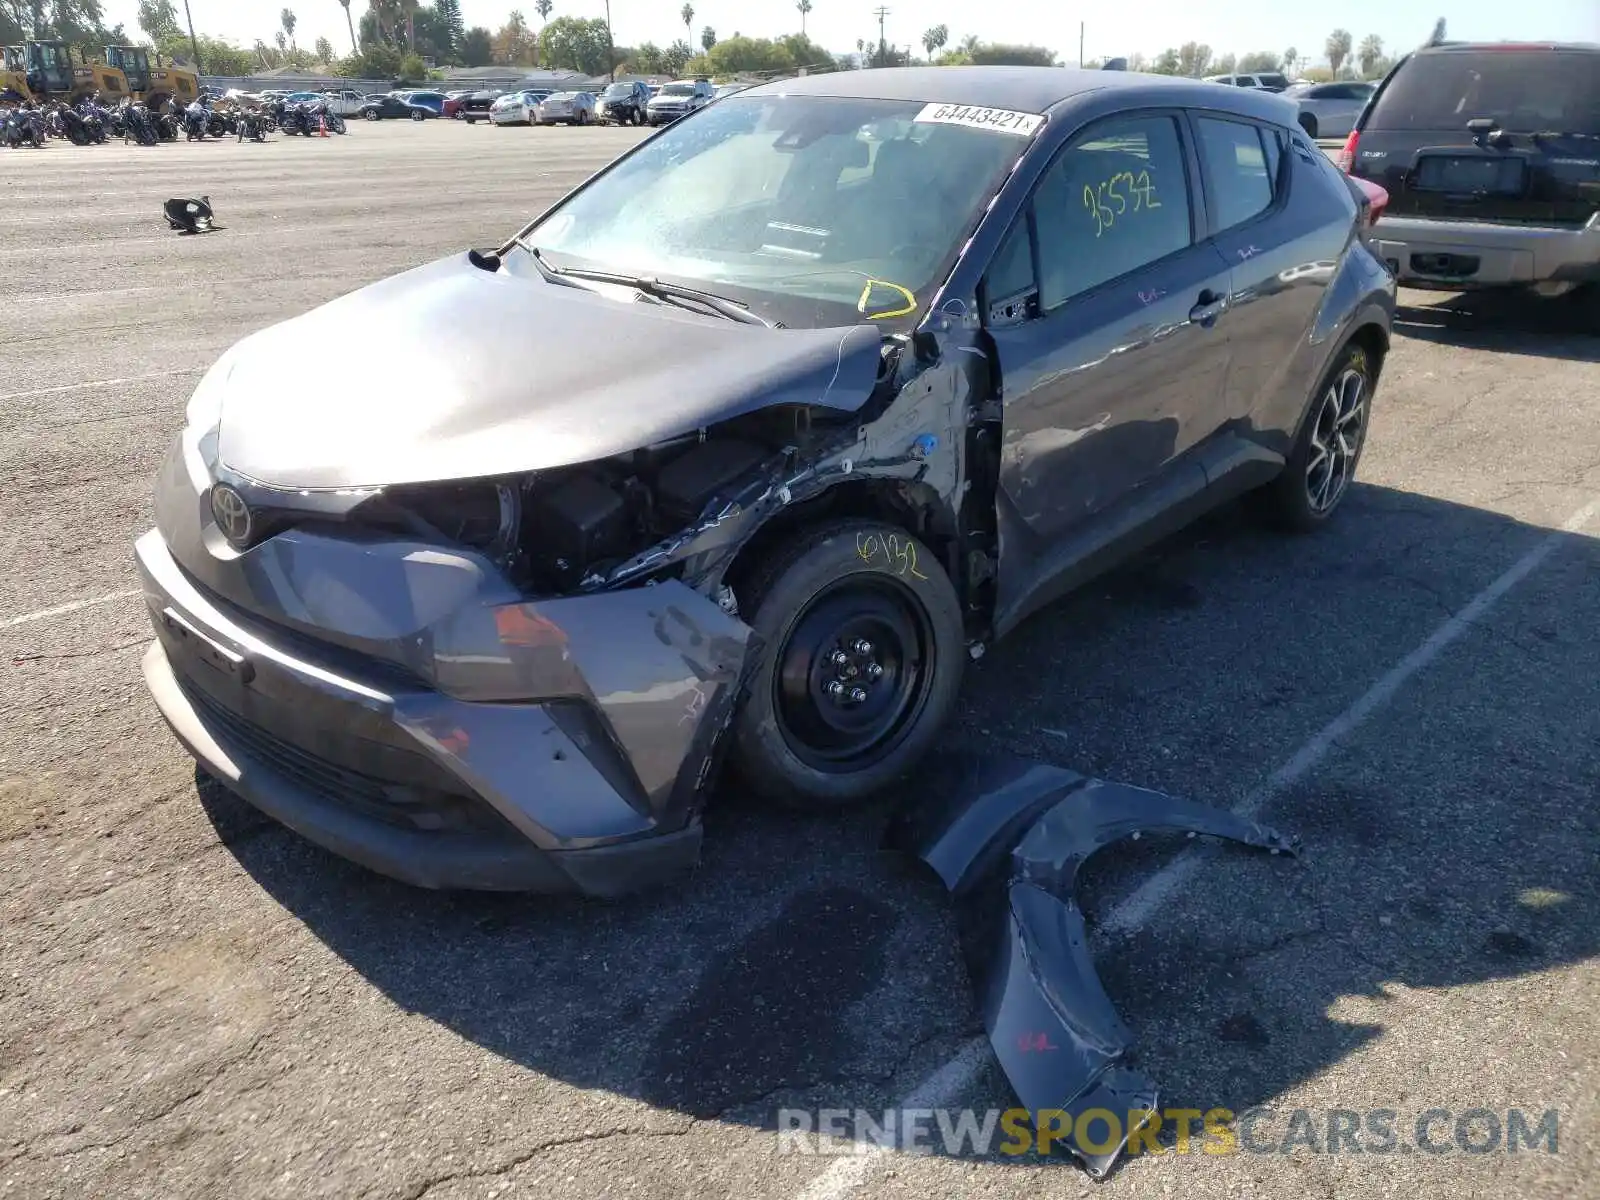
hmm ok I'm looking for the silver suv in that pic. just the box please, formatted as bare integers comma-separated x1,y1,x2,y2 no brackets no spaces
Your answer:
646,78,714,125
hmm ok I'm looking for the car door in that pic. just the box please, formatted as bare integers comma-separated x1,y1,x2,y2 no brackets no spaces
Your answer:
1190,112,1337,438
983,110,1234,624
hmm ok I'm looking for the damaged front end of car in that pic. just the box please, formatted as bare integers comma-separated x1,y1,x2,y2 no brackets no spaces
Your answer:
136,249,1002,894
892,754,1300,1178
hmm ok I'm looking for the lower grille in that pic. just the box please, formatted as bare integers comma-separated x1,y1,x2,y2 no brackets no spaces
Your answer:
182,680,508,835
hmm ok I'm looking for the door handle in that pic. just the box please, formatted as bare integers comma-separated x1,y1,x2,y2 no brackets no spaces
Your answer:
1189,290,1226,326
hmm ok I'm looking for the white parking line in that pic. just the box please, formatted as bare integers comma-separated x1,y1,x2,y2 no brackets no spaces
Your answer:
790,493,1600,1199
0,589,141,631
1100,493,1600,936
794,1037,993,1200
0,369,201,404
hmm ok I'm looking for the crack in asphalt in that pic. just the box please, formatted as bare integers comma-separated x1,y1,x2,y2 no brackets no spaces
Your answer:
400,1125,700,1200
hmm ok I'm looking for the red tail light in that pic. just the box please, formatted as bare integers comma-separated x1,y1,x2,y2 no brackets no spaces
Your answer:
1336,128,1359,173
1351,176,1389,228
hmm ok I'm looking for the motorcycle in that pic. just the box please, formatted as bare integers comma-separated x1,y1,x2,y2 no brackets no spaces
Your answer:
4,107,47,148
236,109,268,142
206,110,235,138
183,106,207,141
311,101,347,135
122,102,159,146
57,104,92,145
155,109,181,141
79,102,108,144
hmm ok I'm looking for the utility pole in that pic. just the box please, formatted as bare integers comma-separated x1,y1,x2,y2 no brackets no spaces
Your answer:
872,6,889,67
603,0,615,81
182,0,202,73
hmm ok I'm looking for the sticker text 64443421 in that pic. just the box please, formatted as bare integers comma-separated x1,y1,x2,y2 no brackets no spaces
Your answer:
913,102,1044,137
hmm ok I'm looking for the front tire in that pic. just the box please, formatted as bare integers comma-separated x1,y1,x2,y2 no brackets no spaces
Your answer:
364,109,378,121
729,521,965,809
1255,341,1374,530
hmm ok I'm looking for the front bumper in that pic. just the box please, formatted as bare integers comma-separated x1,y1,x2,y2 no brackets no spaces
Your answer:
647,107,686,123
1371,211,1600,289
135,520,754,895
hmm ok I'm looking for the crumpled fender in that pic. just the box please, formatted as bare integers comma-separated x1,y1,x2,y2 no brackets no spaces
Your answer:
891,754,1298,1178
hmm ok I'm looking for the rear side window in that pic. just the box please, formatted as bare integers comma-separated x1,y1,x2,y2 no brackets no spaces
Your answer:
1031,114,1193,306
1195,117,1279,231
1368,51,1600,133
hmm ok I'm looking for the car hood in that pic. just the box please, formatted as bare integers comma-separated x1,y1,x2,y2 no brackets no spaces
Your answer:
212,251,884,490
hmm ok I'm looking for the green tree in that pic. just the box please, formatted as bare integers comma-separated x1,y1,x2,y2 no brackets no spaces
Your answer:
491,10,534,63
1237,50,1279,73
661,39,692,74
136,0,179,41
1151,47,1181,74
537,14,610,73
1214,51,1236,74
1357,34,1383,76
1175,40,1212,76
630,41,663,73
314,34,333,60
535,0,551,22
1325,28,1352,77
680,4,693,36
967,42,1057,67
700,25,715,52
1426,17,1446,46
435,0,464,51
1282,46,1297,73
780,33,832,72
406,5,456,62
692,34,791,75
399,50,426,79
460,24,491,64
921,24,947,58
796,0,810,36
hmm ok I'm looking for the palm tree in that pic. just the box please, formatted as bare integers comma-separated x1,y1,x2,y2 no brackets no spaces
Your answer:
1357,34,1383,77
681,4,693,36
1426,17,1447,46
797,0,811,36
921,24,947,59
337,0,357,53
400,0,419,50
281,8,296,50
535,0,551,23
1325,28,1352,78
700,25,715,52
1282,46,1297,75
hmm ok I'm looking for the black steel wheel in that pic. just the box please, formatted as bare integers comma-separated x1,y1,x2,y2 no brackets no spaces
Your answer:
730,520,965,808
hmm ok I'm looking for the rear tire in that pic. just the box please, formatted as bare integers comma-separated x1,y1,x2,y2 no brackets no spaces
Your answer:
364,109,378,121
410,109,425,121
729,520,966,810
1254,341,1374,531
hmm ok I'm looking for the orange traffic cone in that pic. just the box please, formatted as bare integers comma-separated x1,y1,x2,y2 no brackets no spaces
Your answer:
318,114,328,137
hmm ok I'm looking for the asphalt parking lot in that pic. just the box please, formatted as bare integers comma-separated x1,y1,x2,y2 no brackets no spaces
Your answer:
2,120,1596,1200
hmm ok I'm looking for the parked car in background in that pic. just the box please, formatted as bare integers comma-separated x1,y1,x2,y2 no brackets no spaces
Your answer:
489,90,549,125
1285,80,1374,139
359,93,437,121
402,91,449,116
1340,41,1600,301
1204,71,1292,92
712,82,755,102
646,78,715,124
457,89,504,122
597,80,650,125
536,90,596,125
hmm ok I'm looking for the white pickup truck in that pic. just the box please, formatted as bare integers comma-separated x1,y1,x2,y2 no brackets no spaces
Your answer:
313,88,367,117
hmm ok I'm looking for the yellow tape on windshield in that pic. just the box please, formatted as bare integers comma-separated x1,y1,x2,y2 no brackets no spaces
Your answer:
857,278,917,320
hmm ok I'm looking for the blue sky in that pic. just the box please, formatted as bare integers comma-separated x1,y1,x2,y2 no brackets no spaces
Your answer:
108,0,1600,66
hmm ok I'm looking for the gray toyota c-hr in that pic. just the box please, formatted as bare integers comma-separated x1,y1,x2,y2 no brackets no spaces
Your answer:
137,67,1395,896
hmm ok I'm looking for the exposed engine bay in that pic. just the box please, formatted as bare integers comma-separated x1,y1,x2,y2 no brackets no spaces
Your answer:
356,403,854,594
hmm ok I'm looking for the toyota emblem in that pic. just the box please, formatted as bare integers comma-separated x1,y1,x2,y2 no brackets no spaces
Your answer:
210,484,253,546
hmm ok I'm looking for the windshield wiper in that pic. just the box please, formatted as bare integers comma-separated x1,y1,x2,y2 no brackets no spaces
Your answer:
521,248,776,327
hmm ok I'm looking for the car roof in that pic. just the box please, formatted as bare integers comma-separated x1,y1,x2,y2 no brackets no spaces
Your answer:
743,66,1292,122
1414,41,1599,54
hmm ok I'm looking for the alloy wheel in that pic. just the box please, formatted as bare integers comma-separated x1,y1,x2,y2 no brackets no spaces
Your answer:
1305,366,1366,513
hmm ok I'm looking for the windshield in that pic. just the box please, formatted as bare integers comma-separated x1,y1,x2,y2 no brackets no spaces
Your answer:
660,83,694,96
602,84,633,98
1370,51,1600,133
508,94,1033,329
547,92,575,101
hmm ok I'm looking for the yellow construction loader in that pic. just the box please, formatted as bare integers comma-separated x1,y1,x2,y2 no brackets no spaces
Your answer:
106,45,198,109
0,41,127,104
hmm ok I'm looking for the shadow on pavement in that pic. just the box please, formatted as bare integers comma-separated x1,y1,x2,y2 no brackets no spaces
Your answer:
1394,285,1599,361
199,481,1600,1168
